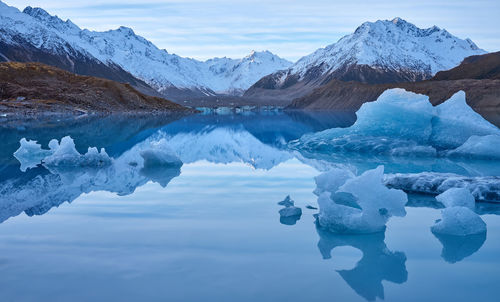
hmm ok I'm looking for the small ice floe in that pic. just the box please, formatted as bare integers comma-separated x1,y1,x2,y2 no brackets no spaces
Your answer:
306,205,318,210
431,188,486,236
431,206,486,236
13,138,52,172
315,166,407,234
278,195,302,225
44,136,112,168
435,188,475,210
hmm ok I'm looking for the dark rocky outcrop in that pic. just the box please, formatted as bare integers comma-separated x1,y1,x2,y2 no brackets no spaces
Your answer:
0,62,190,114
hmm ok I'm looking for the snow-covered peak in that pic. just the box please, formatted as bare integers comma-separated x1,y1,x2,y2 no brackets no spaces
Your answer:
289,18,486,79
0,0,292,95
23,6,80,33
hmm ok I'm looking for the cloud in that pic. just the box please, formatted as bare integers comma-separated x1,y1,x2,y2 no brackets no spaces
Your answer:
3,0,499,60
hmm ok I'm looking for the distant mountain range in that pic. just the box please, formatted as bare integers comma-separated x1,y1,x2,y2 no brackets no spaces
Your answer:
0,1,291,100
0,0,494,107
245,18,486,101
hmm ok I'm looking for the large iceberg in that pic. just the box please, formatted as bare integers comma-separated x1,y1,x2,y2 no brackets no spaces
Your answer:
315,166,408,233
290,89,500,159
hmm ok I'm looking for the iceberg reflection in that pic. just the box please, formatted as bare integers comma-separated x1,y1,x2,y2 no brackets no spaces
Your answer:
315,221,407,301
433,232,487,264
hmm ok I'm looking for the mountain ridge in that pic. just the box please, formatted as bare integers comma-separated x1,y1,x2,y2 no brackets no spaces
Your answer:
245,17,486,101
0,1,292,100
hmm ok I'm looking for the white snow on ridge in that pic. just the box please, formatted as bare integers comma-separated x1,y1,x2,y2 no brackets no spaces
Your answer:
0,2,292,94
288,17,485,79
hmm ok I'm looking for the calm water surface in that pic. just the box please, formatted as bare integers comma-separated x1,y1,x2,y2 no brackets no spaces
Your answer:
0,111,499,302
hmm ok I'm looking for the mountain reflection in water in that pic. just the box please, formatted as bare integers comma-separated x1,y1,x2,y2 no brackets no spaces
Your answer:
0,110,499,302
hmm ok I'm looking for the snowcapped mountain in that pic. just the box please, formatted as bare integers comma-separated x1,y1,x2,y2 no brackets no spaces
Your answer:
0,1,291,98
246,18,486,98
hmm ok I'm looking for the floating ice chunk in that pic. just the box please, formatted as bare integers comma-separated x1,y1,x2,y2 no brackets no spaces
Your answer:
384,172,500,203
436,188,475,209
338,166,407,218
447,135,500,159
431,207,486,236
278,195,294,207
44,136,111,167
279,206,302,217
431,91,500,149
316,166,408,234
13,138,52,172
314,168,355,195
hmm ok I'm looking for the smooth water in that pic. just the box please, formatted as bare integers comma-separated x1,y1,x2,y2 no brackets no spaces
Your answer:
0,111,499,302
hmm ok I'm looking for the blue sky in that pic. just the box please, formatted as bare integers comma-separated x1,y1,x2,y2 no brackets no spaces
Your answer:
4,0,500,61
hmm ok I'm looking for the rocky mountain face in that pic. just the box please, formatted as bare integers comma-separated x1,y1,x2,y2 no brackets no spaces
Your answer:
246,18,485,101
433,51,500,80
0,2,291,100
0,62,190,114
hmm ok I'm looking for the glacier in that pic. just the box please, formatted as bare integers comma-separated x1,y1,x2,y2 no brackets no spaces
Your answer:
315,166,408,234
291,89,500,159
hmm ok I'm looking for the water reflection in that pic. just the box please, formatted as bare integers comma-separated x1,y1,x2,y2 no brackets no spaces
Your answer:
0,111,499,301
315,221,408,301
433,232,487,263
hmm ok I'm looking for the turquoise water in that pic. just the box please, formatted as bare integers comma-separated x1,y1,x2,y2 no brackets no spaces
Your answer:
0,112,499,302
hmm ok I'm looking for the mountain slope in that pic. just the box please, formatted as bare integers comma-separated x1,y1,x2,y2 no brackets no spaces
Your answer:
246,18,485,101
433,51,500,80
0,62,189,114
1,1,291,99
0,2,161,97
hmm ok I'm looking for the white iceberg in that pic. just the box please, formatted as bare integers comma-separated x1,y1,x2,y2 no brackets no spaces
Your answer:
314,168,355,196
43,136,111,168
13,138,52,172
316,166,408,233
431,206,487,236
436,188,475,210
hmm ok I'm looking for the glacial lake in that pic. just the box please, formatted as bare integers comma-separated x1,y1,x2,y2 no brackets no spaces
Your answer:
0,110,499,302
